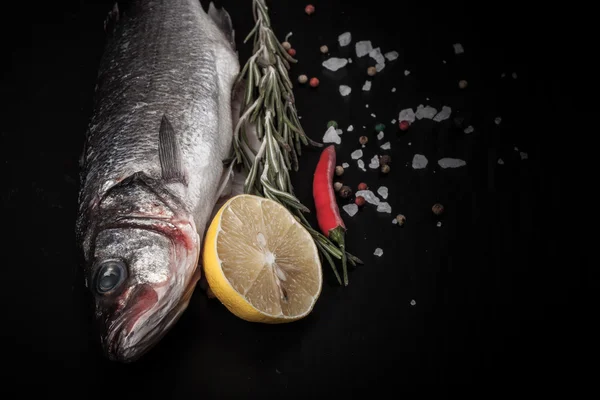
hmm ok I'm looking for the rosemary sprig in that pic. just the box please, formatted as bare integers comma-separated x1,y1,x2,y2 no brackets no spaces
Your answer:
233,0,362,285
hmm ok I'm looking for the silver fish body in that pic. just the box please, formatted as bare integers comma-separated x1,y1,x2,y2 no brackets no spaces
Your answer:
76,0,239,362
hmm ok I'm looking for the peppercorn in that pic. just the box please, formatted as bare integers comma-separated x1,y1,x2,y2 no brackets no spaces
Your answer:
375,123,386,132
333,182,343,192
309,77,319,87
297,74,308,84
357,182,368,191
432,203,444,216
458,79,468,89
381,164,390,174
359,136,368,145
367,66,377,76
379,154,392,165
399,120,410,131
327,120,338,129
305,4,315,15
282,41,291,50
396,214,406,226
335,165,344,176
287,48,296,57
320,45,329,54
339,185,352,198
355,196,366,207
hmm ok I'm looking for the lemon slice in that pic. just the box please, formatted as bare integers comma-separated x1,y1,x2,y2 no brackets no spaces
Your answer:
202,194,323,323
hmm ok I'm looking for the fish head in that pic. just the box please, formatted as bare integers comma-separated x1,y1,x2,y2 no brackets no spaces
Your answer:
84,174,201,362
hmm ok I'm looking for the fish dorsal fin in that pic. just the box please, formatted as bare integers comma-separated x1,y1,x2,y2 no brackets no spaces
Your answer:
207,2,235,50
159,114,186,184
103,2,120,36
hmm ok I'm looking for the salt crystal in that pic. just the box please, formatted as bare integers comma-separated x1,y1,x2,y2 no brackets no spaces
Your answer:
365,104,369,108
501,73,506,78
377,186,388,199
514,146,519,151
464,125,474,134
437,221,442,227
410,299,416,306
369,47,385,65
392,218,398,224
362,125,366,128
373,248,383,257
339,85,352,96
377,202,392,213
357,159,366,171
377,132,384,140
498,158,504,165
369,155,380,169
322,57,348,71
351,149,363,159
376,62,385,72
408,142,411,146
355,190,380,205
322,126,341,144
338,32,352,47
453,43,464,54
398,108,415,123
347,125,354,132
342,203,359,217
442,60,447,64
437,158,467,168
380,141,391,150
494,117,502,125
433,106,452,122
371,113,376,118
520,152,528,160
391,87,396,92
336,128,343,135
415,105,438,120
348,58,352,63
384,51,399,61
512,72,518,79
355,40,373,58
342,162,349,168
404,70,411,76
362,81,372,91
391,119,396,124
412,154,428,169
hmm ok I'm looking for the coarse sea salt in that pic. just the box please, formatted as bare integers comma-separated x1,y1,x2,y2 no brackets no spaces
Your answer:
322,126,341,144
392,218,398,224
384,51,399,61
338,32,352,47
433,106,452,122
369,47,385,64
398,108,415,123
391,119,396,124
498,159,504,165
391,87,397,92
357,159,366,171
362,81,372,91
377,186,388,199
369,155,380,169
374,248,383,257
415,105,438,120
347,125,354,132
520,152,528,160
343,203,358,217
355,190,380,205
412,154,428,169
404,70,411,76
380,141,391,150
323,57,348,71
453,43,464,54
464,125,474,134
437,158,467,168
355,40,373,58
351,149,363,159
495,117,502,125
342,162,349,168
371,113,376,118
377,131,384,140
377,202,392,213
339,85,352,96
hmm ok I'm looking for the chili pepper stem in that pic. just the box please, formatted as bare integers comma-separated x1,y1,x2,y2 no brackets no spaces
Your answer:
329,226,348,286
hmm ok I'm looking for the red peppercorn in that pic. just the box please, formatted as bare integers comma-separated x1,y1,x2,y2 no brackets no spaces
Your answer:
287,48,296,57
357,182,368,191
355,196,366,206
305,4,315,15
399,120,410,131
309,77,320,87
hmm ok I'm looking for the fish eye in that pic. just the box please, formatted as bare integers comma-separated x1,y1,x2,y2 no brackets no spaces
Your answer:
94,260,127,294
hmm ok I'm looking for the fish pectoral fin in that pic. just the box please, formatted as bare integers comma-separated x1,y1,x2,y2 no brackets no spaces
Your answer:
158,114,187,185
207,2,235,50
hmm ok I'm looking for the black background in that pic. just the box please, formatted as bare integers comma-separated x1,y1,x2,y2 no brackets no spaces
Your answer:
1,0,588,396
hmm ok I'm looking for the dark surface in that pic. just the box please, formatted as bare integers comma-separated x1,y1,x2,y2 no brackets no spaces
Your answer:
1,0,587,396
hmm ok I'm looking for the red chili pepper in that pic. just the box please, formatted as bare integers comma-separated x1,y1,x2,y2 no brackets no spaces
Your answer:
313,145,348,285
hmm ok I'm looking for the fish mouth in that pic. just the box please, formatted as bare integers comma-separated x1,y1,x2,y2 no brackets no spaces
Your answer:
103,269,200,363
